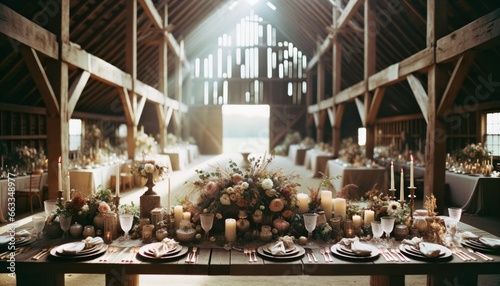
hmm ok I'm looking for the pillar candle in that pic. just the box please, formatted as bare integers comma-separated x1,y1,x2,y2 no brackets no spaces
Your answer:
182,211,191,221
167,175,171,212
320,190,333,220
225,218,237,243
333,198,346,219
115,164,120,196
390,161,395,189
297,193,309,214
410,155,414,188
364,210,374,226
400,168,405,201
352,214,362,229
58,156,62,191
66,171,71,201
174,205,183,229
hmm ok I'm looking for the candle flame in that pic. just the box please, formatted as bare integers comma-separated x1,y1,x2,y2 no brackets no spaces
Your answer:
58,156,61,163
411,155,413,161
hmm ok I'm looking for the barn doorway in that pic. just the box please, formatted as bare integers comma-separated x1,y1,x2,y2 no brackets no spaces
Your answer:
222,105,270,154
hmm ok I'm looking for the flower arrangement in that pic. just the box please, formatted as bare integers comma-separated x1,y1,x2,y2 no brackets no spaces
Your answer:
339,137,365,165
360,188,410,226
131,160,168,181
182,152,301,236
135,130,158,155
462,142,490,161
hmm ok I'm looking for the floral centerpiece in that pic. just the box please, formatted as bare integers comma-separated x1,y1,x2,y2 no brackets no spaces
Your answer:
131,160,168,181
182,152,301,238
135,130,158,156
358,188,410,226
462,142,490,162
339,137,365,165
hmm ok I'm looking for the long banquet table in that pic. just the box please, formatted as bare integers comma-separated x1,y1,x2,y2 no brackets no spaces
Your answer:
327,160,388,197
69,163,123,197
0,173,48,221
2,221,499,286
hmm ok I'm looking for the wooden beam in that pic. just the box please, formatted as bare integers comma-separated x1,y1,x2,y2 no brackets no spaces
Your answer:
117,87,134,125
437,51,476,117
67,70,90,117
0,3,58,58
138,0,163,30
136,95,147,125
366,87,385,125
335,80,366,103
375,113,424,124
407,74,429,123
368,48,434,90
19,46,59,116
437,8,500,63
355,97,366,126
307,0,363,70
327,107,334,127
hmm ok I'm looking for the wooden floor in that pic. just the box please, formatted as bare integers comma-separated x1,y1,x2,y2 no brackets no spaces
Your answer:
2,153,500,285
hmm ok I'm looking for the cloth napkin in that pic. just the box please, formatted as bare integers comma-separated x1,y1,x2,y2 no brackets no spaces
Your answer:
479,237,500,250
0,236,10,245
62,237,104,255
460,231,479,241
152,238,179,258
15,230,31,238
269,241,286,255
402,237,441,258
339,238,372,256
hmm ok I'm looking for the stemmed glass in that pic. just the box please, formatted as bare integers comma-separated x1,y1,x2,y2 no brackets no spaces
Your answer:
303,213,318,240
380,216,395,246
119,214,134,241
371,221,384,243
199,213,214,240
32,215,46,239
447,207,462,241
59,214,72,238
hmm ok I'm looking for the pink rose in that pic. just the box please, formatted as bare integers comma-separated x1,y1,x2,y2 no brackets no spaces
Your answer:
98,202,111,214
204,181,220,198
232,173,244,184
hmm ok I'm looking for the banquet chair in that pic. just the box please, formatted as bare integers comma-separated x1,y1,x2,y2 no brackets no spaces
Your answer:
119,164,134,192
15,169,44,214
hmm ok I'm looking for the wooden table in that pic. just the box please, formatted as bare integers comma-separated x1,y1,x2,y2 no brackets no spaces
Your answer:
287,144,309,165
2,222,499,286
304,149,334,178
327,160,388,197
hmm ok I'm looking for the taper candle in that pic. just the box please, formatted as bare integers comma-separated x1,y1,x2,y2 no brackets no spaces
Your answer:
400,168,404,201
390,161,395,189
58,156,62,192
410,155,414,188
66,171,71,201
115,164,120,196
225,218,237,243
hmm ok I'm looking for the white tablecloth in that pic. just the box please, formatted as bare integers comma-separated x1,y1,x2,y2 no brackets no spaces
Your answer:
69,163,122,197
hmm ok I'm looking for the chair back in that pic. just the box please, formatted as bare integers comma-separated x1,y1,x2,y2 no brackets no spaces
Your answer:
29,169,44,191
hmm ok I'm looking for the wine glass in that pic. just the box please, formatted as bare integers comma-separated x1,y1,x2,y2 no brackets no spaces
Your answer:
199,213,214,240
371,221,384,243
380,216,395,246
119,214,134,240
59,214,72,238
303,213,318,239
32,215,46,239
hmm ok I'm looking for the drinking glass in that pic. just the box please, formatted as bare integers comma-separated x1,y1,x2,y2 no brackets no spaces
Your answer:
448,207,462,222
303,213,318,238
371,221,384,243
199,213,214,240
380,216,395,246
59,214,72,238
32,215,46,239
119,214,134,240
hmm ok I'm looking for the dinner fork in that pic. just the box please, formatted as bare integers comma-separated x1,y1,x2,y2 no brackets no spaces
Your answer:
305,248,313,262
250,248,257,262
319,248,329,262
190,247,198,263
324,247,333,262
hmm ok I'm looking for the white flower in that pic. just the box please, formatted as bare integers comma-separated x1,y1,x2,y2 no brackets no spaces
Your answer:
220,194,231,205
241,182,249,189
261,178,273,190
387,201,401,216
144,163,155,173
81,204,89,212
265,188,277,197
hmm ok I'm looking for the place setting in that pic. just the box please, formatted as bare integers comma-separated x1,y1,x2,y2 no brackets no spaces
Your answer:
399,237,452,261
330,237,380,261
256,236,305,261
0,229,36,251
461,236,500,255
136,237,188,261
49,236,108,261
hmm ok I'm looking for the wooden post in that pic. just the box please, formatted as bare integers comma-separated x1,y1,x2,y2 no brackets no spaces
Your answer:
125,0,138,160
157,4,169,151
332,6,342,157
364,0,376,159
425,0,447,215
316,54,325,144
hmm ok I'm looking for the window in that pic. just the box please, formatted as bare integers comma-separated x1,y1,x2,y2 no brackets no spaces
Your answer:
69,119,82,151
486,112,500,156
358,128,366,146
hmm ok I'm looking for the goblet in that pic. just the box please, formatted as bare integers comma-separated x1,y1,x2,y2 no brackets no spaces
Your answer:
199,213,214,240
119,214,134,240
59,214,72,238
303,213,318,239
380,216,395,246
32,215,46,239
371,221,384,243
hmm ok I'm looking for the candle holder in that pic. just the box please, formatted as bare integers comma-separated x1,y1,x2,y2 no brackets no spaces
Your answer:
388,188,396,200
398,199,406,208
113,195,121,208
408,187,416,226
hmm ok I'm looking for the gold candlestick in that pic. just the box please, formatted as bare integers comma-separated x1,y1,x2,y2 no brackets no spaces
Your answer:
388,188,396,200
